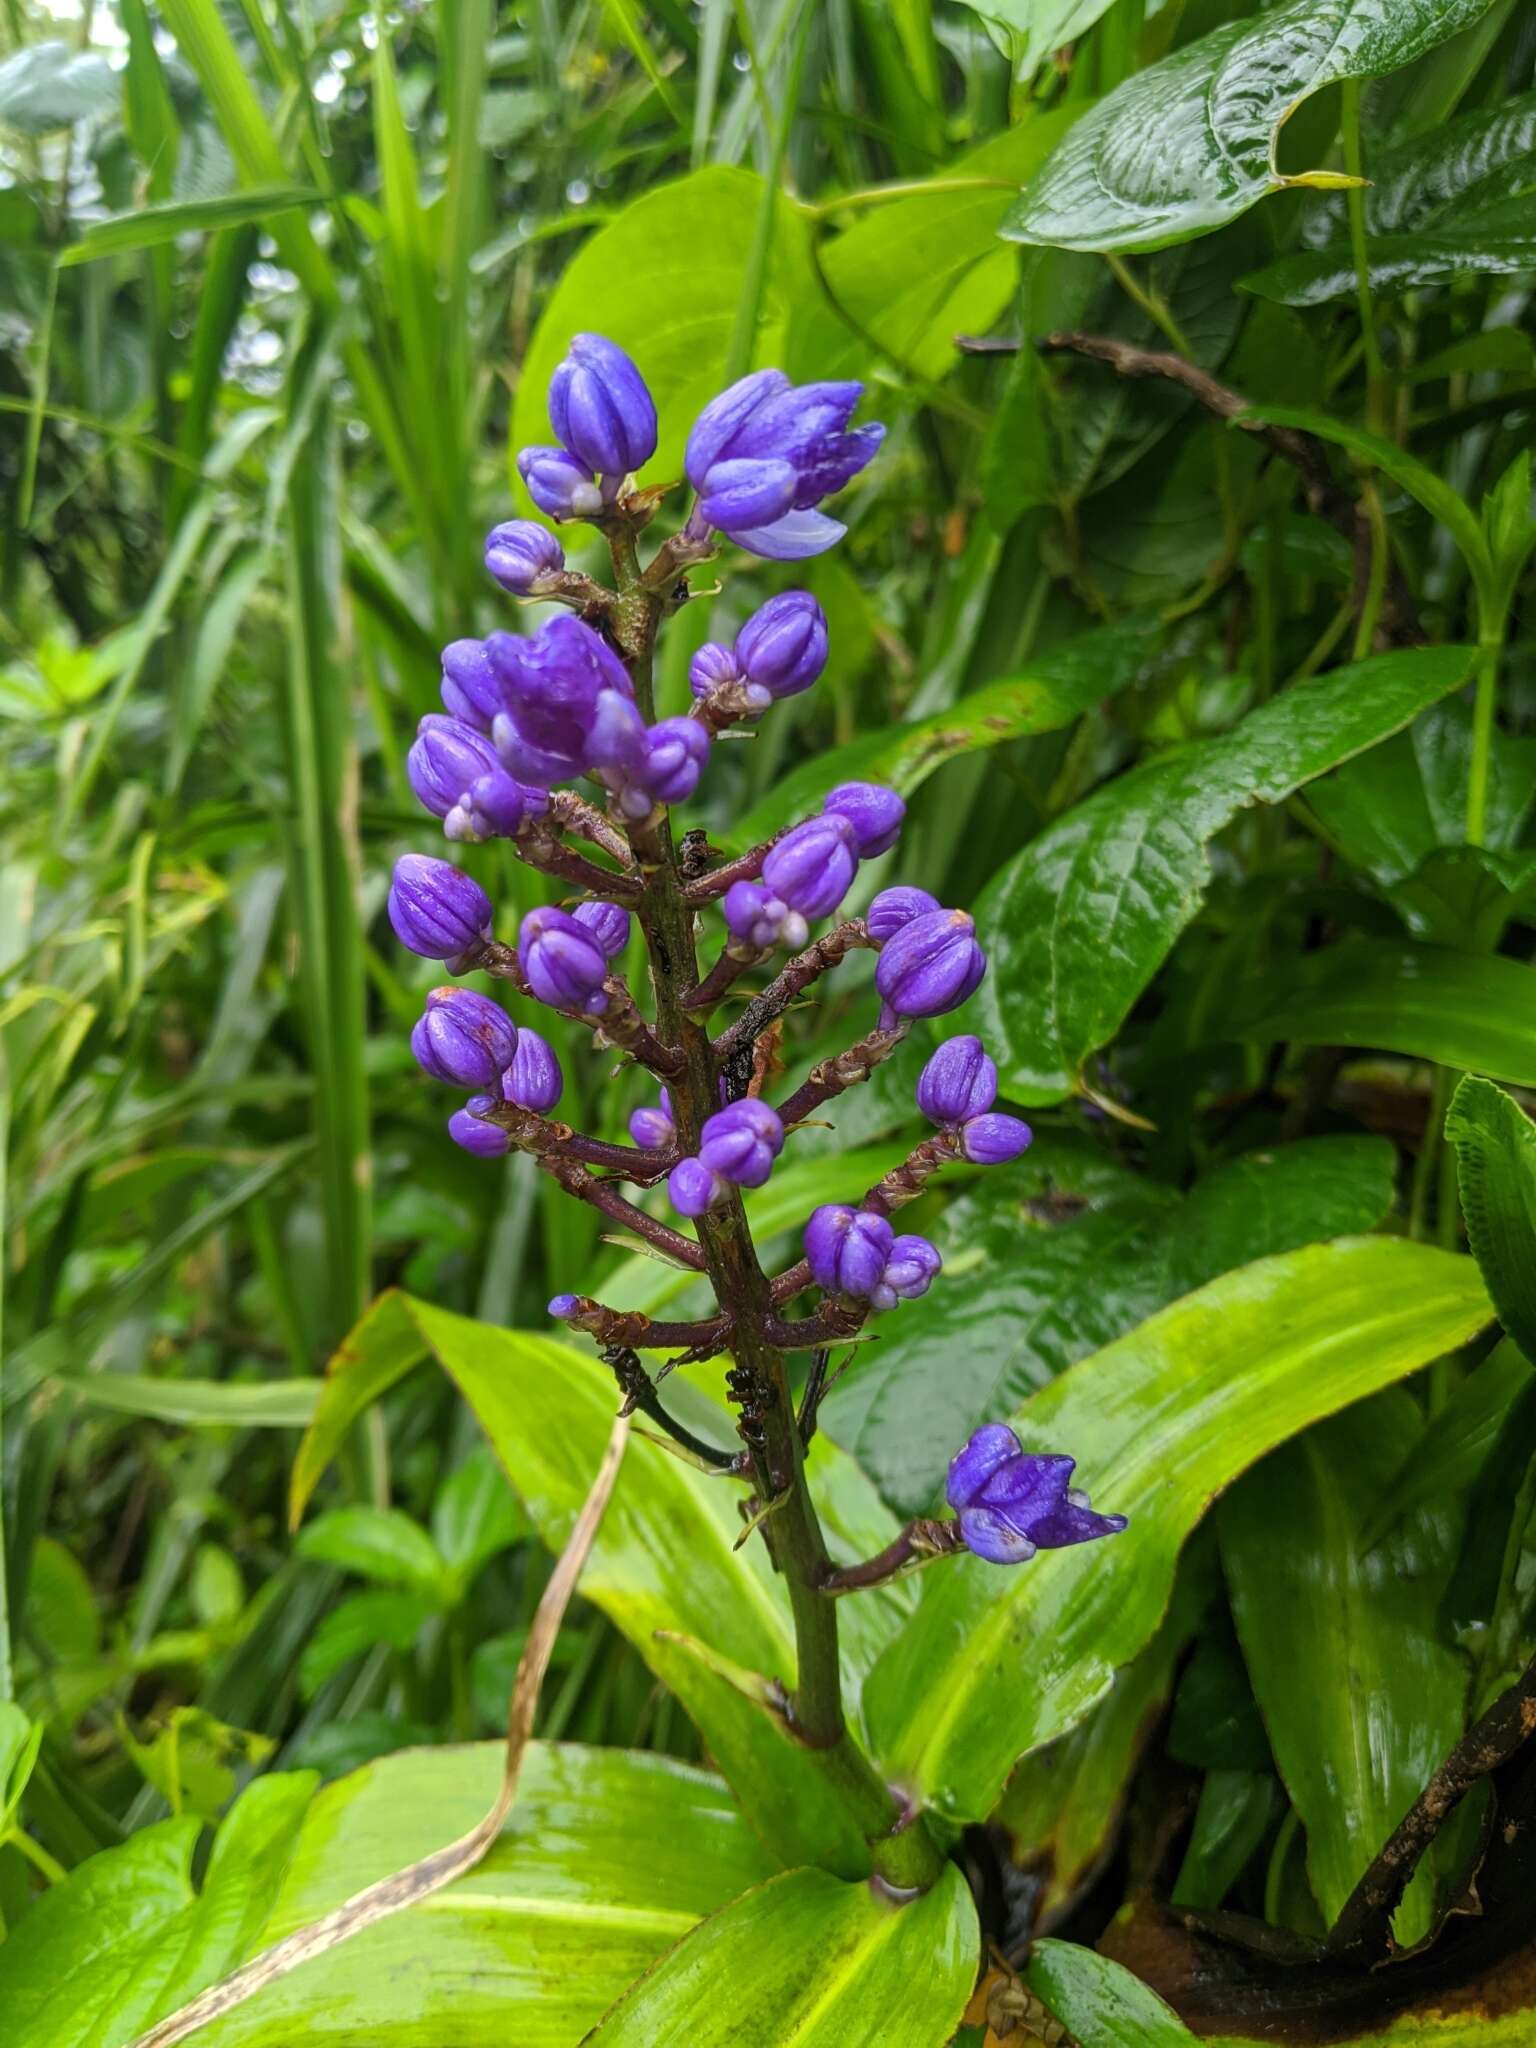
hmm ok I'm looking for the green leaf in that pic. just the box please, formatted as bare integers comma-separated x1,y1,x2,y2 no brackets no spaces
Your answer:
511,168,811,504
0,42,116,133
785,113,1077,384
58,187,319,266
1307,87,1536,240
58,1374,321,1429
295,1295,908,1877
731,621,1147,847
1002,0,1499,253
950,0,1122,79
430,1443,527,1591
1222,939,1536,1086
294,1507,447,1593
1171,1769,1281,1911
971,646,1474,1102
1361,1340,1532,1553
0,1774,316,2048
1220,1393,1467,1946
298,1589,437,1697
828,1134,1395,1513
1240,208,1536,307
0,1703,42,1832
1446,1077,1536,1363
1026,1939,1196,2044
196,1744,774,2046
863,1237,1490,1823
585,1862,977,2046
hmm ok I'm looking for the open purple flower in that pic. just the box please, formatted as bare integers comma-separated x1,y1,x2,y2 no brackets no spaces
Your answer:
685,371,883,559
488,616,635,786
946,1424,1127,1566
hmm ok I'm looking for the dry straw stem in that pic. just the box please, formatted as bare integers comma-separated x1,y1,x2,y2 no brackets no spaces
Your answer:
127,1413,632,2048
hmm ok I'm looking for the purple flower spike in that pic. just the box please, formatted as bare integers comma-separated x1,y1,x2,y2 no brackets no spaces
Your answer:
629,1087,675,1150
761,814,859,922
946,1423,1127,1566
870,1233,941,1312
867,886,941,944
548,333,657,479
485,520,564,595
488,616,635,786
686,369,884,559
669,1156,725,1218
440,639,508,732
736,592,828,702
723,881,807,954
805,1205,894,1298
518,905,610,1015
503,1027,563,1114
388,855,493,961
411,987,517,1089
963,1112,1033,1166
408,714,502,821
823,782,905,858
449,1096,512,1159
875,907,986,1023
917,1036,998,1128
698,1099,783,1190
517,445,604,522
573,900,632,960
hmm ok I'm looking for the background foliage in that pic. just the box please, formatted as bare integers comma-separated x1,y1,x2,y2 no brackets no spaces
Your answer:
2,0,1536,2039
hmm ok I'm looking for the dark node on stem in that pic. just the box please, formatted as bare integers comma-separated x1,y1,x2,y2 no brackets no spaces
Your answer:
678,828,715,880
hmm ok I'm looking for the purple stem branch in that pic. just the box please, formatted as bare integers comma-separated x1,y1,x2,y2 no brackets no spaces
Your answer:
682,832,784,905
683,941,768,1013
819,1518,964,1595
713,920,875,1061
553,1295,730,1350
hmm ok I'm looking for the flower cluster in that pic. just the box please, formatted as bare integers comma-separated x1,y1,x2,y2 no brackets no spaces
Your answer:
387,332,1123,1578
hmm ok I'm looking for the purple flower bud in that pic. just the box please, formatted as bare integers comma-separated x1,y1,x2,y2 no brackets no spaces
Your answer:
736,593,829,702
804,1204,894,1298
689,642,746,702
445,769,544,843
722,881,808,954
870,1233,942,1312
502,1027,563,1114
484,520,564,595
946,1423,1127,1566
629,1087,675,1150
518,905,610,1015
548,1293,581,1319
867,886,941,944
668,1155,725,1218
633,717,711,810
917,1036,998,1127
517,445,605,522
411,986,518,1089
449,1096,512,1159
823,781,904,858
572,900,631,959
440,639,508,731
962,1112,1033,1166
761,814,858,922
698,1099,783,1189
488,617,635,786
548,333,657,478
875,907,986,1023
686,370,884,559
388,855,494,961
408,715,502,821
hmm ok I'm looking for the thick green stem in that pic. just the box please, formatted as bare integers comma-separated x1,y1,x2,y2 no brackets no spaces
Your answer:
600,512,941,1890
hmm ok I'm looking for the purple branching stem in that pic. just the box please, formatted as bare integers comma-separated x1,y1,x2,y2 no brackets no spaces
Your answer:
770,1256,812,1304
681,831,782,905
819,1518,964,1595
479,1102,676,1185
861,1129,965,1216
765,1298,870,1351
713,920,876,1061
514,817,642,900
776,1024,908,1127
546,790,637,868
683,940,769,1012
553,1297,731,1349
534,1154,707,1269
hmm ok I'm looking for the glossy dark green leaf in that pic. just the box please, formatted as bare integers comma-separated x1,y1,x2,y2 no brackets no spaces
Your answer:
1002,0,1497,254
1026,1940,1196,2044
1223,940,1536,1086
1220,1393,1467,1946
0,1774,316,2048
199,1745,776,2047
730,621,1146,848
972,647,1474,1102
827,1135,1394,1512
1361,1341,1532,1552
1171,1769,1281,1911
1446,1077,1536,1363
864,1239,1489,1823
294,1295,908,1877
585,1863,977,2046
1241,209,1536,307
1304,88,1536,240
